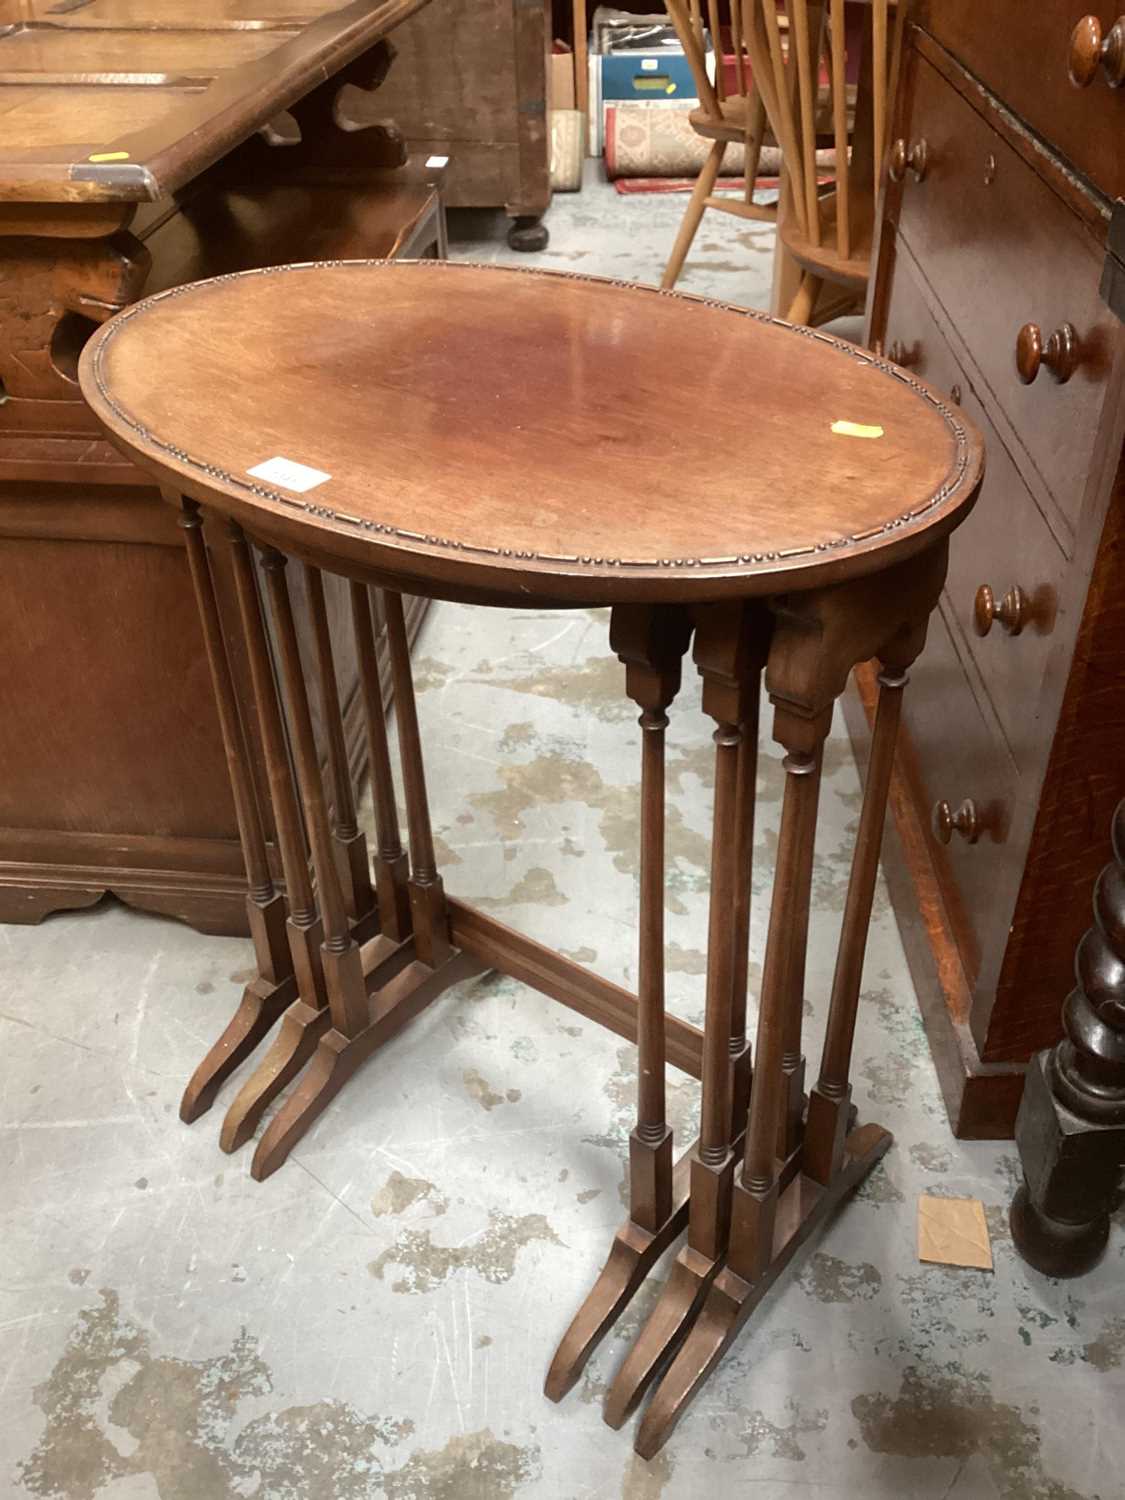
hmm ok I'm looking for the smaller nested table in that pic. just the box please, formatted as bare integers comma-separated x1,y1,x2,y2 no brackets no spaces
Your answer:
79,262,982,1457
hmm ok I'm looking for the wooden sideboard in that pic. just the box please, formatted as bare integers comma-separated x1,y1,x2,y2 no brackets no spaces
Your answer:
852,2,1125,1136
360,0,552,248
0,0,434,936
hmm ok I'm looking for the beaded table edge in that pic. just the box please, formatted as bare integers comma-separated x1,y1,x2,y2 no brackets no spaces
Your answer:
86,259,978,575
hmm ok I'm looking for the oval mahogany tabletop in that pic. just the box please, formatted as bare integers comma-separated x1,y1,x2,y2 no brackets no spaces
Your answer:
79,261,984,607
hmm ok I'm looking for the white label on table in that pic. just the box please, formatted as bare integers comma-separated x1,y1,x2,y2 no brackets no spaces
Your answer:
425,154,449,168
247,456,332,493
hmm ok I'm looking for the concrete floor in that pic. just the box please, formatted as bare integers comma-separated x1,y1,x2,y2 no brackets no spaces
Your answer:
2,166,1123,1500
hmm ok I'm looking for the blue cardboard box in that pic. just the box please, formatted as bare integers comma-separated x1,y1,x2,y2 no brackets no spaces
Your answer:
599,50,699,102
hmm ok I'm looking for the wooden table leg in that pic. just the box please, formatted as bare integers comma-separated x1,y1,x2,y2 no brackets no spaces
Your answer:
218,522,330,1154
634,738,845,1454
603,601,769,1428
545,604,692,1402
305,563,374,924
734,741,824,1281
249,548,372,1178
805,665,907,1184
176,499,295,1124
215,562,470,1181
634,553,948,1457
351,582,412,942
383,588,452,968
778,741,822,1160
729,700,760,1139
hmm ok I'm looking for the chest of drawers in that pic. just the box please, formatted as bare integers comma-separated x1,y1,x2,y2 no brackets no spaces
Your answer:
848,3,1125,1135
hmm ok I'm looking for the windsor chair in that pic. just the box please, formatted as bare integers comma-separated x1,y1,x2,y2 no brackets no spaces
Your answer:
747,0,907,324
661,0,778,291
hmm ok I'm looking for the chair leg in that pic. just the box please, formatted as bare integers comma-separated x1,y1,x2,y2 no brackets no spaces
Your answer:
785,272,823,325
661,140,727,291
743,92,768,207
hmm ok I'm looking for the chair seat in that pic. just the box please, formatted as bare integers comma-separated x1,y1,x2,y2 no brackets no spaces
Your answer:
689,87,853,145
688,96,775,145
779,188,871,292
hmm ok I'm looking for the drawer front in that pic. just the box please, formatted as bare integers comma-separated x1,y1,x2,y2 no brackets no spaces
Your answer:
914,1,1125,201
901,600,1022,986
895,50,1117,539
883,246,1069,778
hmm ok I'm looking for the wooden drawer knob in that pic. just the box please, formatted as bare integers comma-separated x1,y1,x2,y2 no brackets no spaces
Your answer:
888,137,928,183
974,583,1028,637
1016,322,1079,384
1069,15,1125,87
932,798,981,846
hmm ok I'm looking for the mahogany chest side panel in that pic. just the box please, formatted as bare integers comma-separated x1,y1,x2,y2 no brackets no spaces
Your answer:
855,4,1125,1134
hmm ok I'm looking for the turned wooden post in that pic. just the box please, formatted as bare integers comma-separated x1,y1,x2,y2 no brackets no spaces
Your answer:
263,549,368,1039
176,499,295,1126
178,500,287,979
601,600,771,1432
227,523,324,1003
690,601,771,1262
728,723,826,1283
304,563,373,923
632,549,951,1461
729,699,761,1136
350,582,412,941
382,588,451,967
1011,798,1125,1276
209,522,333,1153
777,739,822,1159
610,604,693,1232
727,551,946,1285
805,662,908,1184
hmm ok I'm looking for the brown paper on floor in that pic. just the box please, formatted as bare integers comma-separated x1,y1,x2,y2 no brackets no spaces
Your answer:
917,1194,994,1271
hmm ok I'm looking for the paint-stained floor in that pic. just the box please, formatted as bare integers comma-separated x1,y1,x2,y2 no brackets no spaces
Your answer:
2,166,1123,1500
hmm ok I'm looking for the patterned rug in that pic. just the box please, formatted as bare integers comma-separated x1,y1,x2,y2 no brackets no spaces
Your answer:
605,105,778,179
612,175,778,196
605,104,834,194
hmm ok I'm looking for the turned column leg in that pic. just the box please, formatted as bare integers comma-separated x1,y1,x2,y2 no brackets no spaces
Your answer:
805,664,907,1184
729,701,761,1137
543,606,694,1402
603,601,770,1429
262,550,368,1040
731,731,826,1284
304,564,374,924
177,499,293,1124
1011,798,1125,1276
634,549,950,1459
691,716,744,1249
247,576,470,1180
351,582,411,942
632,699,675,1225
218,522,328,1154
382,589,451,968
685,603,769,1243
777,742,822,1159
615,605,694,1232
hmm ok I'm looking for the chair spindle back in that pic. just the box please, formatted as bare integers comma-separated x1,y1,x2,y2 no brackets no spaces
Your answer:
739,0,904,264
